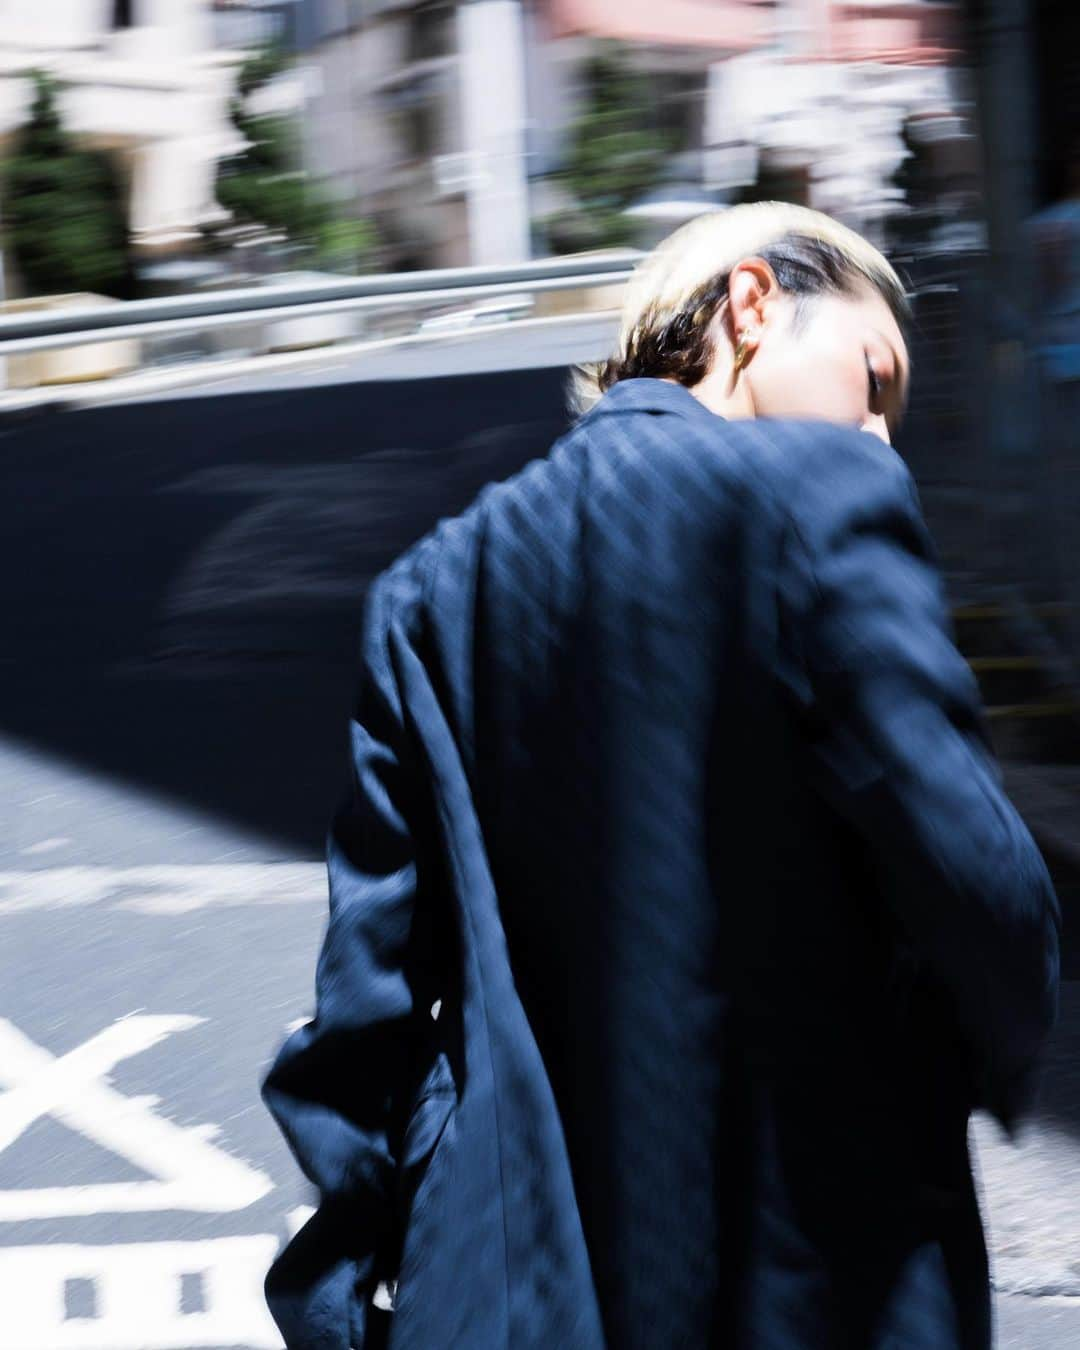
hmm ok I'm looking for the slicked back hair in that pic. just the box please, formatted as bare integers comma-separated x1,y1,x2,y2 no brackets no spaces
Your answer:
570,202,910,417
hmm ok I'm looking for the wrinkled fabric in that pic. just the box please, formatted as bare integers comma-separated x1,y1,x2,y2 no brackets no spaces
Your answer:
263,379,1060,1349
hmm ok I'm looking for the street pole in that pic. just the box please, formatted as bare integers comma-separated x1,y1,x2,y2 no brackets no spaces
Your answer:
457,0,531,266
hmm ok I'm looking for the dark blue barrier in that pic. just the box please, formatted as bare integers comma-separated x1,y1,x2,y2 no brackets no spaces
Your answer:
0,369,572,851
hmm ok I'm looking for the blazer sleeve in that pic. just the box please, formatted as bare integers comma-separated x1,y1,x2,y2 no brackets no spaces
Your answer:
775,427,1060,1131
262,556,444,1349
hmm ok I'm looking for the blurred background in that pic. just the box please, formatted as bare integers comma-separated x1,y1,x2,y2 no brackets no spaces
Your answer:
0,2,1078,1348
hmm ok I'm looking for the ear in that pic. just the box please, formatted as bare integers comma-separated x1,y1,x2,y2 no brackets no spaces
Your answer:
726,258,782,345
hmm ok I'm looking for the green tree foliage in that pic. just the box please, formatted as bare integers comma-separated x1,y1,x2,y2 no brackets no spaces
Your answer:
2,72,134,298
216,45,378,273
235,42,291,100
544,46,673,254
315,217,380,274
217,107,323,244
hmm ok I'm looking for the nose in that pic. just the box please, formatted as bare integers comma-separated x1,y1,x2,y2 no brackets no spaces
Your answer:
861,412,891,445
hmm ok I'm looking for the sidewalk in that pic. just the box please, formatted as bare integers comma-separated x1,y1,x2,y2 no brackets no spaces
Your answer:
0,312,618,413
976,761,1080,1338
997,1293,1080,1348
973,982,1080,1296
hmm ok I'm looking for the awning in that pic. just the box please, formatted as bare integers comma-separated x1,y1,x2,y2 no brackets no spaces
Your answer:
547,0,764,53
822,2,961,66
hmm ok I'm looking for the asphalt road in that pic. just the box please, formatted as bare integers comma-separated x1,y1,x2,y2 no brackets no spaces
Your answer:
3,746,1079,1349
1,339,1078,1347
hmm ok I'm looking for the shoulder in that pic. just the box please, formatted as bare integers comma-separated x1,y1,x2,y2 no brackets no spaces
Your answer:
726,419,921,546
579,395,918,535
363,531,440,652
365,427,584,629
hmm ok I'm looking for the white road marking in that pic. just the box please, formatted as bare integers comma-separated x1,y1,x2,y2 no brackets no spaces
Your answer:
0,1016,272,1219
0,1237,282,1349
286,1205,316,1238
19,837,71,855
0,864,325,914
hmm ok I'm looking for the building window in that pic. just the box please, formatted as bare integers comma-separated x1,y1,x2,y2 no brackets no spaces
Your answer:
407,3,454,64
651,72,704,155
113,0,135,29
399,97,440,161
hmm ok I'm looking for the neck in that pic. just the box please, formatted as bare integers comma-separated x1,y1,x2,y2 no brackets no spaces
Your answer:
685,363,755,420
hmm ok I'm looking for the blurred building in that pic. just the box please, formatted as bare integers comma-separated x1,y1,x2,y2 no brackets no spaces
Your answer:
293,0,759,268
289,1,976,270
0,1,980,273
0,0,243,255
528,1,974,252
292,1,533,269
211,0,301,49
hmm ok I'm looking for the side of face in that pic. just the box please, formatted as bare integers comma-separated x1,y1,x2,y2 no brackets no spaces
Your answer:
723,259,910,444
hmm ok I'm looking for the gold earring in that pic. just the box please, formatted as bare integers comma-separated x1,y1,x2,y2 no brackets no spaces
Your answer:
733,329,755,372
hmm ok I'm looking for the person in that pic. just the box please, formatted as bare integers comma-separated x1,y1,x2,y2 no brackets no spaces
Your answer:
262,202,1060,1349
1028,140,1080,658
1028,136,1080,386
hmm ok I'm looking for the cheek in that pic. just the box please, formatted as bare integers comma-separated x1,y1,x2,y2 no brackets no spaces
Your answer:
754,344,866,421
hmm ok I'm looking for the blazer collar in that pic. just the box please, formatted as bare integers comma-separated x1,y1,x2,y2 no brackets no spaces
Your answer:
586,377,722,425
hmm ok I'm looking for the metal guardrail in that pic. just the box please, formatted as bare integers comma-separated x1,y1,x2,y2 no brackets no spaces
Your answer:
0,273,636,358
0,254,642,355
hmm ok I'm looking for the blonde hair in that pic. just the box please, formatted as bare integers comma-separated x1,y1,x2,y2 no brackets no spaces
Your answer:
570,201,909,416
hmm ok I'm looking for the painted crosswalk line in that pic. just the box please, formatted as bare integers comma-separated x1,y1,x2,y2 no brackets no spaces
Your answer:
0,1237,282,1350
0,1015,272,1220
0,864,325,915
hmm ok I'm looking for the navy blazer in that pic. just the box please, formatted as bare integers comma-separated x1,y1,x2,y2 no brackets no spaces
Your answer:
263,378,1060,1349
